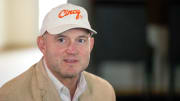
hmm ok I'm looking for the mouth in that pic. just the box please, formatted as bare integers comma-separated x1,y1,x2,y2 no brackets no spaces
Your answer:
64,59,78,64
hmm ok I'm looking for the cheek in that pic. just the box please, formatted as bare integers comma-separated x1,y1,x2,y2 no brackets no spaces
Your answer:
79,49,91,68
45,47,65,67
45,44,64,59
79,47,91,59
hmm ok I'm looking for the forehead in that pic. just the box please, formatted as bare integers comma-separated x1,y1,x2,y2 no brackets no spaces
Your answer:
59,28,90,36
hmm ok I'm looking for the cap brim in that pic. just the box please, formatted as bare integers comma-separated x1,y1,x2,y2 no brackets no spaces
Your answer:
47,24,97,35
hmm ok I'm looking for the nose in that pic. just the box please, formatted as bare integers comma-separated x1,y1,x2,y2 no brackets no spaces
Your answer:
65,41,78,55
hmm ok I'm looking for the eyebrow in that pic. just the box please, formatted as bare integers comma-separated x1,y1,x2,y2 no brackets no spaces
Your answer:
78,35,89,38
55,34,90,39
55,34,66,39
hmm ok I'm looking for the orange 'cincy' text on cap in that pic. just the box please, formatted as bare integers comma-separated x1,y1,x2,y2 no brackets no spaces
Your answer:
58,9,82,20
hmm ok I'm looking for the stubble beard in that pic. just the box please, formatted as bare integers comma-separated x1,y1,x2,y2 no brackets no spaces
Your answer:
52,65,84,79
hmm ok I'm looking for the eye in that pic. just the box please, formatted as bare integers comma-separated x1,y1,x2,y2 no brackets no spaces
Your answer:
78,39,86,43
58,37,65,43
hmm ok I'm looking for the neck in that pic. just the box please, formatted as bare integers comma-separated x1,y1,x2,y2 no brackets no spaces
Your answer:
53,71,80,99
60,77,79,100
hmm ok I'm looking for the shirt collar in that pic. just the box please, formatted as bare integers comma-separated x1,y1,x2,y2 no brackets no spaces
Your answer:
43,59,64,91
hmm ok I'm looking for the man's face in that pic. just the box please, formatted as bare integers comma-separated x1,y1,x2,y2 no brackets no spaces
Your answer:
37,28,94,78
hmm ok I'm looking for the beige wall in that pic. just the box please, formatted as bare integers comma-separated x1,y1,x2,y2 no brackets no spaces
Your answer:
0,0,38,50
0,0,6,50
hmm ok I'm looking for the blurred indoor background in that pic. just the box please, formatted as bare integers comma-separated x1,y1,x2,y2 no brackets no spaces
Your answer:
0,0,180,101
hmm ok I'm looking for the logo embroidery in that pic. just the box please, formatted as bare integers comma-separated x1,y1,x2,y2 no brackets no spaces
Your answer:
58,9,82,20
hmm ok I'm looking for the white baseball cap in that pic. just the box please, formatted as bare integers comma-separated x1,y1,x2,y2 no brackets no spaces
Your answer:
40,3,97,35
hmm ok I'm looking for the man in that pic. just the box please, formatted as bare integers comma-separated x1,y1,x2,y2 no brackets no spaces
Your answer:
0,3,116,101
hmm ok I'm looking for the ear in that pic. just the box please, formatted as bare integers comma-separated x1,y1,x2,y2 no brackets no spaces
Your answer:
90,37,94,52
37,36,46,54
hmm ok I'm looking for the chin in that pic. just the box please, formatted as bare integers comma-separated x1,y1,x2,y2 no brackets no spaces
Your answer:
61,73,77,78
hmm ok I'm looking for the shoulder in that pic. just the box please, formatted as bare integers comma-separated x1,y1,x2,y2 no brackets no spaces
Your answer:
0,64,36,99
83,71,115,93
1,64,35,88
83,71,116,101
